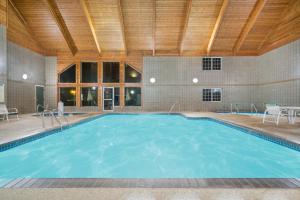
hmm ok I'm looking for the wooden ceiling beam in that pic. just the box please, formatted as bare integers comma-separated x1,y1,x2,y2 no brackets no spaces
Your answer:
233,0,267,54
45,0,78,56
79,0,101,55
207,0,229,55
179,0,192,55
152,0,156,56
8,0,45,52
117,0,127,55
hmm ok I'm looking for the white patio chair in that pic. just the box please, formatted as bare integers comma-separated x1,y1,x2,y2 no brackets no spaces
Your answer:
0,103,19,121
263,105,285,125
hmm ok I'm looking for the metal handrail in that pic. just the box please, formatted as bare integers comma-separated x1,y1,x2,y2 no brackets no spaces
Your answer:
36,104,49,114
41,109,69,130
168,102,180,114
53,109,69,127
251,103,258,113
230,104,239,113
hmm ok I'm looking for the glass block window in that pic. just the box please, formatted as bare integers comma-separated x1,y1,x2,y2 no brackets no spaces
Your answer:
125,64,142,83
202,57,222,70
81,62,98,83
125,87,141,106
59,64,76,83
114,87,120,106
202,88,222,102
212,58,221,70
202,89,212,101
202,58,212,70
60,87,76,106
212,88,222,101
103,62,120,83
81,87,98,106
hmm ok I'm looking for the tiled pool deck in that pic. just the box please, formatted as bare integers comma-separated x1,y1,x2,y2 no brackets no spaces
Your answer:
0,112,300,199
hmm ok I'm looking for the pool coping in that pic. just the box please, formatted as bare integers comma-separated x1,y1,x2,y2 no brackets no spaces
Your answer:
2,178,300,189
1,112,300,189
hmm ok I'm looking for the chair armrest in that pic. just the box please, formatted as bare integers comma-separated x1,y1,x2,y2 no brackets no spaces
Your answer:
7,108,18,113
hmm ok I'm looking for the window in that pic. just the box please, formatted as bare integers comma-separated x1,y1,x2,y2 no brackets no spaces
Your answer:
202,58,211,70
103,62,120,83
81,62,98,83
202,57,222,70
114,87,120,106
81,87,98,106
60,87,76,106
125,87,141,106
202,88,222,102
125,64,141,83
212,58,221,70
59,64,76,83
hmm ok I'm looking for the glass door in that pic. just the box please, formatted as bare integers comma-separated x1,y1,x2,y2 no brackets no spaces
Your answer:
35,85,44,112
103,87,114,111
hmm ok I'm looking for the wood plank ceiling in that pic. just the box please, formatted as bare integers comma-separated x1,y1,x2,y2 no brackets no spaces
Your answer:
7,0,300,56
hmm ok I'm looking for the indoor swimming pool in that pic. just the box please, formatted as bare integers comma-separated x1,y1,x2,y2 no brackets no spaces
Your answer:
0,114,300,183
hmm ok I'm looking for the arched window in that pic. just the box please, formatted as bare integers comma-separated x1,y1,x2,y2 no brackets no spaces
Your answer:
125,64,141,83
59,64,76,83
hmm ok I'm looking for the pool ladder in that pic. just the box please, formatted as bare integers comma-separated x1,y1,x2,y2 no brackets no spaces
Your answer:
251,103,258,114
230,104,239,113
40,108,69,131
168,102,180,114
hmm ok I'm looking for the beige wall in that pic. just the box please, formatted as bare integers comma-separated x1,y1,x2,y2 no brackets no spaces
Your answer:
142,40,300,112
256,40,300,111
7,42,45,113
4,37,299,113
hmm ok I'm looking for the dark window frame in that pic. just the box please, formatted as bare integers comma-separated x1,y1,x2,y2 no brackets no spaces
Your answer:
125,87,142,107
202,57,222,71
114,87,120,106
202,88,222,102
58,64,76,83
80,62,98,83
59,87,77,106
102,62,120,83
124,63,142,83
80,86,98,107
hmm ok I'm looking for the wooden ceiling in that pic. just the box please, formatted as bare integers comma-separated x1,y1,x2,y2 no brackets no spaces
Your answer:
5,0,300,56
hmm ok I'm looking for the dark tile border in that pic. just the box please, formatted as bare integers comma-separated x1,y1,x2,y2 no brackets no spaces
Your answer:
2,178,300,189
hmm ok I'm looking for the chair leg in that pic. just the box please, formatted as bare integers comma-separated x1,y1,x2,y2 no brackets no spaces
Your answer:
276,114,280,126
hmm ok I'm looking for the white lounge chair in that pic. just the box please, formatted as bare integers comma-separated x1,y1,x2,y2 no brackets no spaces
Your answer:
263,105,285,125
0,103,19,121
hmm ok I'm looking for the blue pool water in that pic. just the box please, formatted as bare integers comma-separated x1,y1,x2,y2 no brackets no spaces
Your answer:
0,114,300,180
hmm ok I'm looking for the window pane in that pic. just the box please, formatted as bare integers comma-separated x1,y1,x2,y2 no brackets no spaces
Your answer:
59,64,76,83
125,64,141,83
212,58,221,70
202,58,211,70
202,89,211,101
103,62,120,83
81,62,98,83
81,87,98,106
114,87,120,106
125,87,141,106
212,88,221,102
60,87,76,106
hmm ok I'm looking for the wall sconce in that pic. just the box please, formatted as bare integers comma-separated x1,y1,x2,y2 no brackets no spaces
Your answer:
150,77,156,83
22,74,28,80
